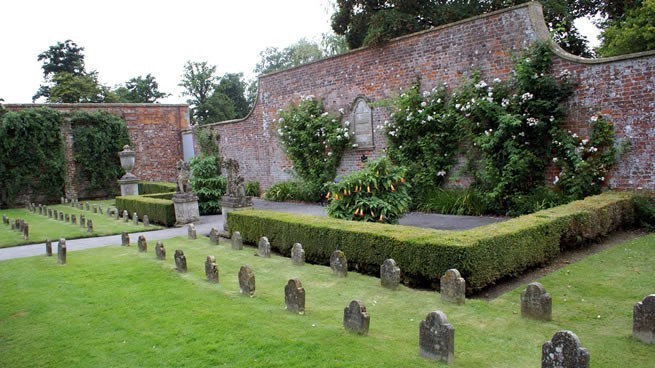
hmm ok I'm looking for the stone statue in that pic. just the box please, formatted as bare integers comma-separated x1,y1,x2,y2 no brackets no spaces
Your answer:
176,160,192,193
223,158,246,198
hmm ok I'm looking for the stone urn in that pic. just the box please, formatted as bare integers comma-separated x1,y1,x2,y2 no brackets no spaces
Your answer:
117,145,139,196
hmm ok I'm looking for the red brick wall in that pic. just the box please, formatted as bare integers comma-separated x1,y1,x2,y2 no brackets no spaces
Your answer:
4,103,190,198
202,2,654,192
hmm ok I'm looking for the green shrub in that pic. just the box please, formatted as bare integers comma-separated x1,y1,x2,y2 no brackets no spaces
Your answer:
245,181,260,197
327,158,410,224
189,155,226,215
416,188,487,215
115,195,175,226
142,192,175,200
139,181,177,195
631,194,655,230
228,192,633,293
263,180,323,202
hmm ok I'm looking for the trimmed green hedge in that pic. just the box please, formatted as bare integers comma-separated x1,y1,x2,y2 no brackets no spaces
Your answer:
141,192,175,200
227,192,634,293
115,195,175,227
139,181,177,195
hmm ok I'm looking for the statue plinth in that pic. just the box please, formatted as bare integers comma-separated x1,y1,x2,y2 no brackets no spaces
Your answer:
172,192,200,226
118,174,139,196
220,195,253,237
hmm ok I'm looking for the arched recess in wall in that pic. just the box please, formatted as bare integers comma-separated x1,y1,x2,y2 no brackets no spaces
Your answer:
350,97,374,149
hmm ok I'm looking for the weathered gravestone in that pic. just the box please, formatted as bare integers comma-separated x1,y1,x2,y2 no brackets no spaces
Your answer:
258,236,271,258
209,227,219,245
380,258,401,289
133,212,138,226
231,231,243,250
22,223,29,240
174,250,187,272
45,239,52,256
98,207,103,215
59,212,64,221
87,219,93,233
419,310,455,364
440,269,466,305
71,214,76,225
38,205,43,215
291,243,305,266
521,282,552,321
123,210,129,222
205,255,219,283
188,224,197,240
53,210,58,220
284,279,305,315
121,232,130,246
542,330,589,368
137,235,147,252
60,196,65,204
65,213,70,223
155,241,166,260
343,300,369,335
57,238,67,265
633,294,655,344
80,215,86,228
142,215,150,227
93,204,97,214
2,215,7,225
330,250,348,277
115,209,120,221
238,265,255,296
48,209,52,218
85,202,90,211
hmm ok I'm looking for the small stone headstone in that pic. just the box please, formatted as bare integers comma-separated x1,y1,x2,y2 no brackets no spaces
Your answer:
284,279,305,315
60,196,65,204
231,231,243,250
633,294,655,344
419,310,455,363
98,207,103,215
123,210,129,222
238,265,255,296
45,239,52,256
330,250,348,277
155,241,166,260
65,213,70,223
115,209,120,221
80,215,86,228
85,202,90,211
71,214,76,225
137,235,147,252
22,223,29,240
48,209,52,218
188,224,197,240
57,238,67,265
542,330,589,368
380,258,401,289
258,236,271,258
38,206,43,215
205,255,219,283
93,204,97,213
87,219,93,233
521,282,552,321
291,243,305,266
121,232,130,246
133,212,138,226
53,209,58,220
209,227,219,245
59,212,64,221
174,250,187,272
143,215,150,227
343,300,369,335
440,269,466,305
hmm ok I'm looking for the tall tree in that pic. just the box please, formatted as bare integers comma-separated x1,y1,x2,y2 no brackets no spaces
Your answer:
113,74,170,103
37,39,85,78
179,61,218,124
214,73,249,118
596,0,655,56
254,36,347,75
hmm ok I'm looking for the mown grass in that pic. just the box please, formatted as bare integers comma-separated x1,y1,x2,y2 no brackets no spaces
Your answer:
0,233,653,367
0,200,163,248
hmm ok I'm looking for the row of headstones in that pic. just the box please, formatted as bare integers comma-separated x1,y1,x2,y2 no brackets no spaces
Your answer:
29,201,152,228
3,216,29,240
30,204,95,233
44,238,68,265
113,209,151,227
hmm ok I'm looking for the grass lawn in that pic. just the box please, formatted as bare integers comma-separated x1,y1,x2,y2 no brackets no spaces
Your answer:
0,232,653,367
0,200,163,248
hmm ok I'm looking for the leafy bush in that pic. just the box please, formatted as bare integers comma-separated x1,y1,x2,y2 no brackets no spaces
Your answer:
416,188,487,215
0,108,66,206
189,155,226,215
327,158,410,224
632,194,655,230
115,195,175,226
228,192,634,293
263,180,323,202
138,181,177,195
245,181,260,197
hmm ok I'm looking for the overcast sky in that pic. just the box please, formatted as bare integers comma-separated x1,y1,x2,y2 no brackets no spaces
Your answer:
1,1,600,105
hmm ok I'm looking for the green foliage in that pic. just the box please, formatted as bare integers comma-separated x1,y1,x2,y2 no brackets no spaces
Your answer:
214,72,250,117
230,191,634,292
113,74,170,103
276,96,350,192
138,181,177,195
71,111,131,196
632,193,655,230
416,188,487,215
263,180,323,202
327,158,410,224
254,36,347,75
193,128,221,157
115,195,175,226
189,155,226,215
245,181,260,197
0,108,66,206
597,0,655,56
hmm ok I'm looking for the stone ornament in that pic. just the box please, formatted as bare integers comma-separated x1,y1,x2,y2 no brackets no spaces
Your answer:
209,227,219,245
380,258,401,289
155,241,166,260
633,294,655,344
419,310,455,364
258,236,271,258
521,282,552,321
137,235,147,252
542,330,589,368
57,238,67,265
174,250,187,273
205,255,219,283
231,231,243,250
343,300,369,335
143,215,150,227
121,232,130,247
238,265,255,296
284,279,305,315
176,160,193,193
440,269,466,305
330,250,348,277
291,243,305,266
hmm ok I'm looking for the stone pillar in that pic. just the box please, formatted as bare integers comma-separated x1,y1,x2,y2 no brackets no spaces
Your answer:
172,192,200,226
219,195,253,237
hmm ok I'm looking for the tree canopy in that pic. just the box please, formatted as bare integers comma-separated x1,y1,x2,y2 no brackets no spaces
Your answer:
113,74,170,103
596,0,655,56
254,35,348,75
